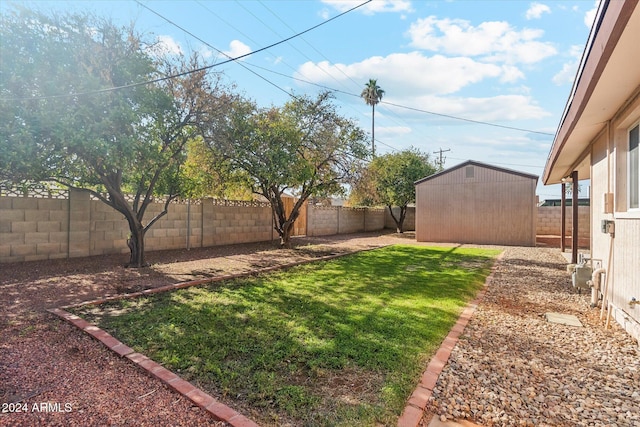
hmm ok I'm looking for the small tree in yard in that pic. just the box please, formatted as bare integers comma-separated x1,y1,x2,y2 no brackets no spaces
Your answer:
351,148,437,233
212,91,368,247
0,8,232,267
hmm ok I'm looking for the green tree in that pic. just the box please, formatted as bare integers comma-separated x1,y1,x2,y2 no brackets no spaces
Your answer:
0,7,231,267
360,79,385,157
351,148,437,233
213,92,368,247
181,137,254,201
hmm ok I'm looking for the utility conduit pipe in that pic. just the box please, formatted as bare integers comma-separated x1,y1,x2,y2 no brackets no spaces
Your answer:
600,235,615,321
588,268,606,307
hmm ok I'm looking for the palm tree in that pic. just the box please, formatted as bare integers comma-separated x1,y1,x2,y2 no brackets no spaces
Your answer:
361,79,385,157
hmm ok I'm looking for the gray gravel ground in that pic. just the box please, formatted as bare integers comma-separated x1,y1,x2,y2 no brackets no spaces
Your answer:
426,246,640,427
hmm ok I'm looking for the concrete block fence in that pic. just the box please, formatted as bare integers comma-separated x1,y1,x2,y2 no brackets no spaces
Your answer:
384,206,416,231
536,206,590,239
0,190,407,263
2,188,584,264
306,205,390,237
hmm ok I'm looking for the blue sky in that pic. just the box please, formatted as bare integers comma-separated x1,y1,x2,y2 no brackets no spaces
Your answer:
4,0,600,199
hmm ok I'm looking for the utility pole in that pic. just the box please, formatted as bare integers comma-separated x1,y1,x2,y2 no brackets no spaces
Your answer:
433,148,450,170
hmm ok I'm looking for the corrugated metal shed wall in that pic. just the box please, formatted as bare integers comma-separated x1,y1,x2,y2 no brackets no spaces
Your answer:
415,163,537,246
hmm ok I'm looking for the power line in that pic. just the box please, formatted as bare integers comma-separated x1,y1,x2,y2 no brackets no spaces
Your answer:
136,0,294,98
207,0,358,105
3,0,556,141
238,61,555,137
257,0,365,94
1,0,372,102
193,0,260,64
447,156,542,169
374,138,399,152
380,101,555,136
208,1,415,144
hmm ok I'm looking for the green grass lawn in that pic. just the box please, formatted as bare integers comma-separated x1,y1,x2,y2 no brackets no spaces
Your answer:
74,245,499,426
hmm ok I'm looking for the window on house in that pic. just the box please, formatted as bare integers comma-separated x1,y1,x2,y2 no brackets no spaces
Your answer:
630,123,639,209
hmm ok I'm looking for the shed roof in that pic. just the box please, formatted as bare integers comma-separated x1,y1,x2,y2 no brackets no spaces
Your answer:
415,160,539,185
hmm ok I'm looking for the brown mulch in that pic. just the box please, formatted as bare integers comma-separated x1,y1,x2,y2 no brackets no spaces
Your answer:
0,232,400,427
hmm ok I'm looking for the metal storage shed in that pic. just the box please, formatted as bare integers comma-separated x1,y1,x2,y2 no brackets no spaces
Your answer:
415,160,538,246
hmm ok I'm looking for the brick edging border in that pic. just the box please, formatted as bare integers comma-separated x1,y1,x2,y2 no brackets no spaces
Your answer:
47,307,259,427
397,250,506,427
49,245,390,427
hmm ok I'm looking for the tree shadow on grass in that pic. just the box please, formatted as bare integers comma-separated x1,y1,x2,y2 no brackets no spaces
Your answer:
0,232,395,318
76,245,499,426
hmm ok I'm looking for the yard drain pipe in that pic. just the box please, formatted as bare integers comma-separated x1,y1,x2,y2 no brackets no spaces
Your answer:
588,268,606,307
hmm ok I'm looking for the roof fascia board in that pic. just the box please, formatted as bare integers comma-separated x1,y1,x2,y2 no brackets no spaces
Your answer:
415,159,538,185
543,0,636,184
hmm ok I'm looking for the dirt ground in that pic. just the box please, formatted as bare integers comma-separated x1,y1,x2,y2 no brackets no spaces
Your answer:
0,231,405,426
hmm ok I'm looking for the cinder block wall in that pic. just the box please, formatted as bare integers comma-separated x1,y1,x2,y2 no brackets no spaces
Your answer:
202,201,272,247
0,191,275,263
384,207,416,231
0,195,70,262
536,206,590,239
306,205,387,237
90,196,129,255
2,190,397,263
364,208,385,231
306,206,340,237
338,208,364,234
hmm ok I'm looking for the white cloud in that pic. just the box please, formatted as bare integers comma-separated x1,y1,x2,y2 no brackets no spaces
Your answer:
390,93,551,122
584,1,599,28
150,35,183,56
500,65,525,83
406,16,557,64
295,52,517,97
376,126,412,137
552,45,583,85
321,0,413,15
223,40,252,60
198,46,214,59
526,3,551,20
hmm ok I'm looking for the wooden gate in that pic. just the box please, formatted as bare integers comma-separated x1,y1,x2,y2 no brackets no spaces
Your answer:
282,196,307,236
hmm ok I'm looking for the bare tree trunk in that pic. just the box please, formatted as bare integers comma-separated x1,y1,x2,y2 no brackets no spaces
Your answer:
274,203,301,248
266,190,307,248
280,220,295,248
387,205,407,233
126,222,147,268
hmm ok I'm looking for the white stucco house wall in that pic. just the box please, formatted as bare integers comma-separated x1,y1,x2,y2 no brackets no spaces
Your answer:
543,0,640,342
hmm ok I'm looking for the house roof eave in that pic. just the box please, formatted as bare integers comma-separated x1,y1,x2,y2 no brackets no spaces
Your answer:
543,0,640,185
